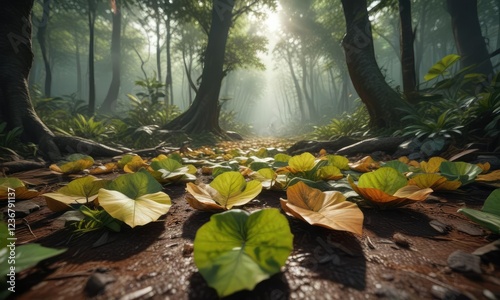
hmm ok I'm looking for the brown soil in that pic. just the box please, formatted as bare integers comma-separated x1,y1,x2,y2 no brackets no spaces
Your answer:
8,167,500,300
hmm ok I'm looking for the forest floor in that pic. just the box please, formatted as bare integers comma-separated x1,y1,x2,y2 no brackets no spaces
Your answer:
5,138,500,300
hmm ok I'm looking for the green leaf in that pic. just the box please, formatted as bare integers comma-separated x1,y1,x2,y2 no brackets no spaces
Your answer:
439,161,483,185
326,155,350,170
0,178,40,201
207,171,262,209
383,160,410,174
194,209,293,297
358,167,408,195
0,223,66,277
107,169,162,199
458,189,500,234
424,54,460,81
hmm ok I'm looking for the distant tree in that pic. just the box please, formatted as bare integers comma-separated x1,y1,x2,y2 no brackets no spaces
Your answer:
446,0,494,76
87,0,97,115
35,0,52,97
165,0,276,135
101,0,122,113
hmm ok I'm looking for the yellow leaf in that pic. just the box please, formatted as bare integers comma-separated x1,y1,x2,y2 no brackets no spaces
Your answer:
348,156,380,173
123,155,148,173
476,170,500,182
420,157,446,173
408,173,461,191
477,162,491,174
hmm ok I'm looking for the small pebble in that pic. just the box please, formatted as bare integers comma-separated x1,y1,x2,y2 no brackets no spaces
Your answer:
447,250,482,275
393,233,411,248
430,285,464,300
182,243,194,256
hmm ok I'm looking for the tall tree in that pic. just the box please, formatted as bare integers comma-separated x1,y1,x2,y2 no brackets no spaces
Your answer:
35,0,52,97
340,0,405,128
447,0,493,76
399,0,417,102
101,0,122,113
87,0,97,115
164,0,234,134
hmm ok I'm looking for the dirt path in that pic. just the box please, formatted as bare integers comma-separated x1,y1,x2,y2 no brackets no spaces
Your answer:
10,171,500,300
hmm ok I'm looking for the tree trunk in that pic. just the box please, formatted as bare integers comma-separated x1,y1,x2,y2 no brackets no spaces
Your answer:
165,14,174,106
87,0,97,116
0,1,122,161
340,0,405,128
0,0,60,159
75,29,82,99
153,0,162,83
285,48,306,122
399,0,417,102
36,0,51,97
101,0,122,113
446,0,493,76
164,0,233,135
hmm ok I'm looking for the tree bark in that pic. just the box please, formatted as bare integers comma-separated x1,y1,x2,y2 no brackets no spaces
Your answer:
87,0,97,115
446,0,493,76
399,0,417,102
340,0,405,128
101,0,122,113
0,0,60,159
165,13,174,106
0,1,121,160
35,0,52,97
164,0,234,135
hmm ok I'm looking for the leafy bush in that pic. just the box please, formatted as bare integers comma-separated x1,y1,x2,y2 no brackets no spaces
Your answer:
219,110,253,136
310,104,370,140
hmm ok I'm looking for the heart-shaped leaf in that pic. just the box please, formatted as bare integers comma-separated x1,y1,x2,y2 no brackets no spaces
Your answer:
194,209,293,297
43,176,110,212
49,154,94,174
280,181,363,235
98,170,171,227
186,171,262,211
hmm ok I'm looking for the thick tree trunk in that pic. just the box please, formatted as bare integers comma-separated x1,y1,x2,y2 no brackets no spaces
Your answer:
446,0,493,76
87,0,97,115
101,0,122,113
164,0,233,135
399,0,417,102
36,0,52,97
0,0,60,159
340,0,405,128
0,1,121,161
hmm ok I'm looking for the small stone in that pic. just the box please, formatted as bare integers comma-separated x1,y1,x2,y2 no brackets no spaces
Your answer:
447,250,482,275
182,243,194,256
483,289,496,300
455,223,484,236
430,285,465,300
429,220,451,234
380,273,394,281
375,284,410,300
393,233,411,248
85,273,115,296
472,239,500,265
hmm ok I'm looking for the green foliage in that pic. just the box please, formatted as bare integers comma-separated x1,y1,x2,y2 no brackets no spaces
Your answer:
458,189,500,234
400,55,500,145
0,123,24,158
193,209,293,297
310,104,369,140
73,206,122,233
